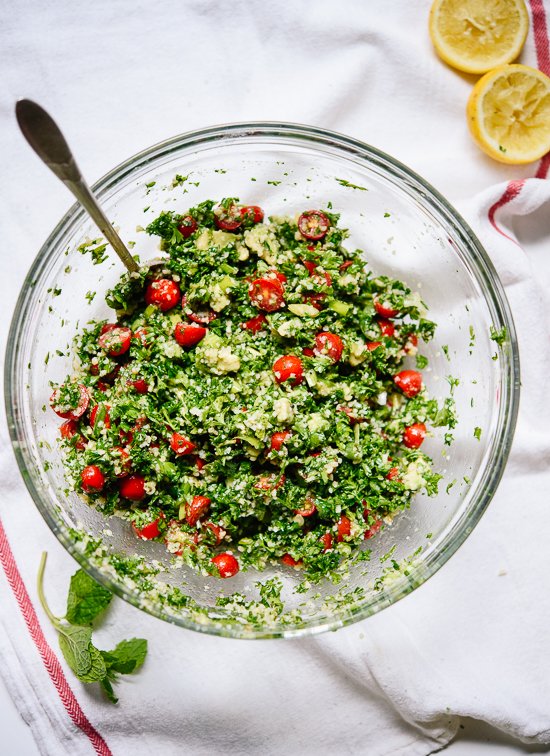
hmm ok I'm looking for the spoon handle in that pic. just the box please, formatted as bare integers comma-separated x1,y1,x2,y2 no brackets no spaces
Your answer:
15,99,139,273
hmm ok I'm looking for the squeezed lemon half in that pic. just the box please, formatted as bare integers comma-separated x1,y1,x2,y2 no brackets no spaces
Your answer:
467,64,550,164
429,0,529,74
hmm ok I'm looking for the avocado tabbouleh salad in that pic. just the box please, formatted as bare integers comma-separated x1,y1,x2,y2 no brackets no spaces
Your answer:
50,198,452,581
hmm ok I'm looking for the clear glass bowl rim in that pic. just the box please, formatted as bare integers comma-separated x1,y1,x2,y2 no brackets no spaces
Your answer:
4,121,520,639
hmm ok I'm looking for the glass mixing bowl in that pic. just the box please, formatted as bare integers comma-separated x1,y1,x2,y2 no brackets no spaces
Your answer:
5,123,519,638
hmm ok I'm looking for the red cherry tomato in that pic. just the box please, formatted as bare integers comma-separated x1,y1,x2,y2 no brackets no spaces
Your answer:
374,298,399,318
212,552,239,578
403,422,427,449
113,446,131,477
320,532,333,552
364,519,383,540
119,474,146,501
294,496,317,517
194,455,206,472
303,261,331,287
89,404,111,429
339,260,354,272
386,467,400,481
145,279,181,311
241,205,264,224
313,332,344,362
186,495,212,527
132,517,162,540
181,295,217,324
249,278,285,312
297,210,330,240
273,355,304,386
302,347,315,357
404,333,419,354
128,379,149,394
81,465,105,493
243,313,268,333
271,430,291,451
170,432,196,456
254,474,286,491
214,203,242,231
302,292,326,310
394,370,423,397
50,383,89,420
377,318,395,338
302,260,317,275
337,515,351,542
174,321,207,348
281,554,303,567
132,327,149,346
366,341,382,351
201,522,225,545
98,326,132,357
265,269,287,286
177,215,198,238
59,419,87,450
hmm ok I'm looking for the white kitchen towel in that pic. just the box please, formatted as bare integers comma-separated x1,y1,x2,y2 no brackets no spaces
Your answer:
1,1,550,755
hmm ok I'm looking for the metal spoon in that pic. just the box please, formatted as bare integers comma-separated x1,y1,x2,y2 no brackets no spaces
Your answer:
15,99,139,273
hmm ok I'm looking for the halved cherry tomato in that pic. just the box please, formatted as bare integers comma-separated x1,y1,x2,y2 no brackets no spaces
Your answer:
302,292,326,310
394,370,423,397
302,260,317,275
132,517,162,540
254,474,286,491
50,383,89,420
177,215,198,238
403,422,427,449
194,455,206,472
294,496,317,517
186,495,211,527
113,446,131,477
249,278,284,312
89,404,111,429
374,298,399,318
181,295,217,324
145,279,181,311
212,552,239,578
119,474,146,501
303,261,331,286
273,355,304,386
128,379,149,394
297,210,330,240
366,341,382,351
313,332,343,362
377,318,395,338
271,430,291,451
337,515,351,542
386,467,400,481
320,532,333,552
170,433,196,456
98,326,132,357
265,269,287,286
302,347,315,357
214,203,242,231
241,205,264,224
364,519,383,540
174,322,207,348
243,313,267,333
59,419,87,450
200,522,225,546
81,465,105,493
281,554,303,567
132,327,149,346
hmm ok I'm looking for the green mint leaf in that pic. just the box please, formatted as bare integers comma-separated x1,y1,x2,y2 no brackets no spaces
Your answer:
101,638,148,675
66,569,113,626
57,624,94,678
78,643,108,683
100,676,119,704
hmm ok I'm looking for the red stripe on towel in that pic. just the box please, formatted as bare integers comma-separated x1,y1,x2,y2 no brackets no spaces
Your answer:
487,179,525,244
0,519,111,756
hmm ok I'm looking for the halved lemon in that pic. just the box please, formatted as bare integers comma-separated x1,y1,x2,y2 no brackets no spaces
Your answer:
467,64,550,164
429,0,529,74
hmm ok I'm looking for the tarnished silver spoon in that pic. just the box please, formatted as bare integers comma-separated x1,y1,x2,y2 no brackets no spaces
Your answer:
15,99,139,273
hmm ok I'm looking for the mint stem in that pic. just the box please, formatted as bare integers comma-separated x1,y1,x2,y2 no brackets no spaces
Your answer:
37,552,61,627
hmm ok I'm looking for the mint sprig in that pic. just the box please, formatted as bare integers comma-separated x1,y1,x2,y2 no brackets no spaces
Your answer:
37,552,147,703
